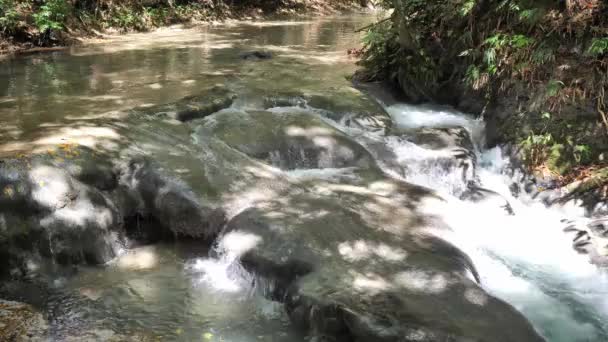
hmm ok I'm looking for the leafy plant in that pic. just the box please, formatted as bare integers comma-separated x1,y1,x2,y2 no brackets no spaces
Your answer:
545,80,564,97
587,37,608,57
33,0,70,32
0,0,21,33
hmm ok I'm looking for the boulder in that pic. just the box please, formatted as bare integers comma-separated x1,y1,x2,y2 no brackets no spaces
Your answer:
216,175,545,342
0,299,48,341
195,109,377,171
391,126,478,192
240,51,273,60
1,158,125,277
405,127,475,152
116,156,225,241
139,85,236,122
563,218,608,266
460,184,514,215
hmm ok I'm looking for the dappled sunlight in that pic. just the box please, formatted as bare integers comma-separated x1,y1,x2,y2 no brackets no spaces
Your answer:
338,240,408,262
29,165,74,209
0,12,564,342
351,271,392,295
41,196,114,228
285,125,335,137
393,270,451,294
464,287,489,306
0,125,124,157
279,51,350,65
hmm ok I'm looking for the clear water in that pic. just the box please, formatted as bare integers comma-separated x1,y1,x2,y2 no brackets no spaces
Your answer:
1,12,607,342
0,14,376,341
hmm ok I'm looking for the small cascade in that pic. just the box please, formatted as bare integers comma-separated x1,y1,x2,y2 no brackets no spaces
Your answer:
344,101,608,341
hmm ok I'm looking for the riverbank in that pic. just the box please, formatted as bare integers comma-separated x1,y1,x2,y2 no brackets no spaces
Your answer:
356,1,608,199
0,0,368,55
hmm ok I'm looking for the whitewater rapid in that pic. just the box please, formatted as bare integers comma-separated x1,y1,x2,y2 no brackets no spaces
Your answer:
190,101,607,341
382,103,608,342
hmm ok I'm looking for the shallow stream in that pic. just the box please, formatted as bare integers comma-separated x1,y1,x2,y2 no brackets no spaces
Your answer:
1,13,607,342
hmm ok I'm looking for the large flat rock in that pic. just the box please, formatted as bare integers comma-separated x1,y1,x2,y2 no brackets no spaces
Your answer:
217,173,545,341
195,109,377,171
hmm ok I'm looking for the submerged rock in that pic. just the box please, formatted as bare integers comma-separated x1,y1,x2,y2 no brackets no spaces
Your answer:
0,299,48,341
139,85,236,122
196,109,376,170
261,89,392,132
217,175,545,342
0,87,546,341
240,51,273,60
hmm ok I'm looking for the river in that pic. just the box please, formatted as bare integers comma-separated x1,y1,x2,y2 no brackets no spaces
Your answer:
0,13,606,342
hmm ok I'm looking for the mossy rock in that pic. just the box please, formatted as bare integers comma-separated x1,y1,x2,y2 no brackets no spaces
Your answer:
138,85,237,122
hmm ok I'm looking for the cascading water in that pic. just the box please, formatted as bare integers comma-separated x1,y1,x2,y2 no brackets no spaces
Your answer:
3,12,606,341
359,102,608,341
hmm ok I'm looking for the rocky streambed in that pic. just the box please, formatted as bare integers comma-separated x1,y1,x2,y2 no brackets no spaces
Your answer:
1,82,546,341
1,14,606,342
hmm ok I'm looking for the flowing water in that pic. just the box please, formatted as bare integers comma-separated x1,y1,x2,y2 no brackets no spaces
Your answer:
375,104,608,342
1,13,607,342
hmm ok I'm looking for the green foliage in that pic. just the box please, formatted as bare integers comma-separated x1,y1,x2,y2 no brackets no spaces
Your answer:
143,7,169,27
359,18,399,80
108,6,143,30
33,0,70,32
458,0,475,17
0,0,21,33
587,37,608,57
545,80,564,97
363,0,608,174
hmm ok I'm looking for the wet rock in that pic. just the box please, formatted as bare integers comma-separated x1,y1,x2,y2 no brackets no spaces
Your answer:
405,127,475,152
261,89,392,132
140,85,236,122
352,79,408,108
240,51,273,60
461,184,514,215
563,218,608,266
196,109,377,170
357,136,408,178
0,158,125,277
218,176,544,342
0,299,48,341
117,156,225,240
64,150,118,191
391,126,478,190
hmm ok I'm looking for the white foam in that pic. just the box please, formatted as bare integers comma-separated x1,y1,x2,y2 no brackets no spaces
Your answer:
338,101,608,340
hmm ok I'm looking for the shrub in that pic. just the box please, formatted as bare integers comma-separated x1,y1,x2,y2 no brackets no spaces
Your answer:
32,0,71,32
